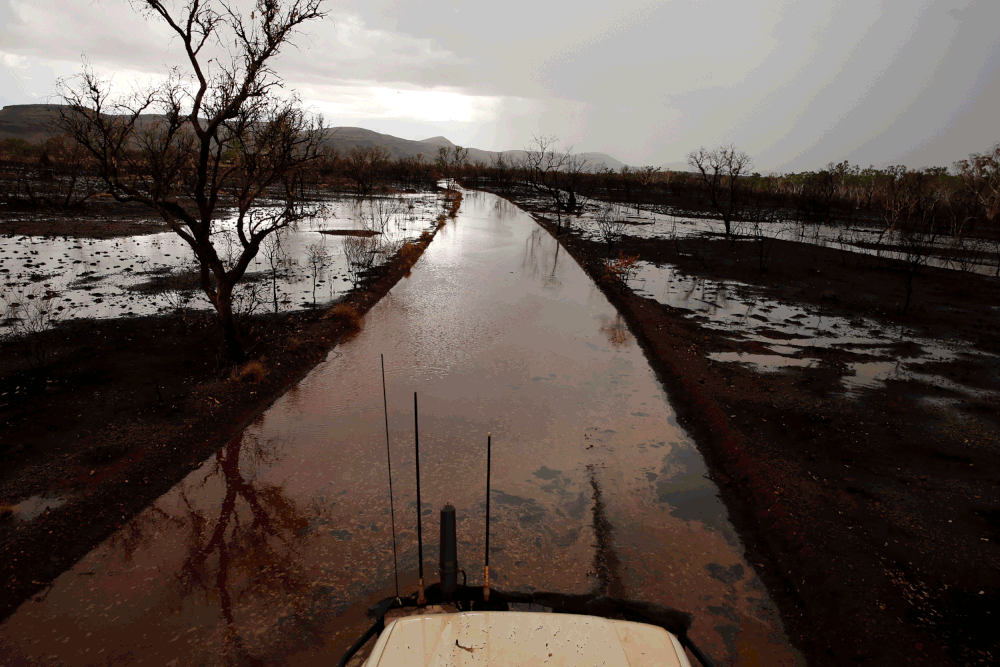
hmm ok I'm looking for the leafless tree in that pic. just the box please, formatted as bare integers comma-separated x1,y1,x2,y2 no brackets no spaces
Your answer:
686,144,753,237
261,230,290,312
341,197,404,288
345,145,390,197
560,152,590,215
633,166,660,214
594,202,629,256
56,0,329,361
487,151,517,194
522,135,573,231
954,143,1000,275
342,235,375,288
306,240,329,307
435,145,469,186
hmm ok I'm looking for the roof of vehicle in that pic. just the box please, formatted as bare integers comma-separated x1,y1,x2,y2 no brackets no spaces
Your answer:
363,610,691,667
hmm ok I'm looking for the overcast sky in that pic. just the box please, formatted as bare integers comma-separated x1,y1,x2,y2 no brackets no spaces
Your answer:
1,0,998,172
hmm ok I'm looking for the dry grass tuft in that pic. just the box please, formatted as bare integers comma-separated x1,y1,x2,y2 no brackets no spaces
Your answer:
447,191,463,217
231,359,267,383
325,302,363,332
399,241,422,265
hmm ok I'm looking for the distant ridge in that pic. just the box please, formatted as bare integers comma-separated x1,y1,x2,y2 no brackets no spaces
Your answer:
0,104,629,170
0,104,64,143
420,136,455,148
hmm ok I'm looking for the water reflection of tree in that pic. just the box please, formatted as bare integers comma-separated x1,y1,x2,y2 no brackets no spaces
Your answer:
110,432,320,664
491,195,519,220
598,314,632,349
183,433,316,662
522,228,562,288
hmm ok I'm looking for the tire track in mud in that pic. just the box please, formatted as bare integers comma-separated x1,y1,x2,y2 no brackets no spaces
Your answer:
587,464,625,598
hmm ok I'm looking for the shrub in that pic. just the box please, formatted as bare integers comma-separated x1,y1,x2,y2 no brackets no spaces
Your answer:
231,359,267,383
447,191,463,217
324,302,363,332
399,241,422,265
603,252,641,287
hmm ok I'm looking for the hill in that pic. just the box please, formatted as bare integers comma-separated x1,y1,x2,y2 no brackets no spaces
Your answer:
0,104,64,143
320,127,626,170
0,104,628,170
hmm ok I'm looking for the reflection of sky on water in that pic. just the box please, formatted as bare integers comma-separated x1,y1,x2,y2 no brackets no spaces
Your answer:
628,258,1000,400
565,194,999,276
0,194,442,334
0,190,801,665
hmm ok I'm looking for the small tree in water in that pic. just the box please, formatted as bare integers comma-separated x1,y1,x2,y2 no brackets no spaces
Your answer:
686,144,753,238
57,0,329,361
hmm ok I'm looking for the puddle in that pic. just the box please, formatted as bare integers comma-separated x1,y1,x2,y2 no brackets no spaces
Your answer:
842,358,1000,399
622,256,1000,399
11,495,67,521
708,352,817,373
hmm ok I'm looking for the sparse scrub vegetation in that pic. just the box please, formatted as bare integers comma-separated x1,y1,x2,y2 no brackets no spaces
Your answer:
230,359,267,383
323,302,363,332
1,284,67,369
594,202,629,256
398,240,422,267
446,190,463,217
603,251,641,288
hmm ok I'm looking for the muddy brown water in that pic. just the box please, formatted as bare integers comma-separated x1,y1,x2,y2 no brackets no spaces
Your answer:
0,190,802,666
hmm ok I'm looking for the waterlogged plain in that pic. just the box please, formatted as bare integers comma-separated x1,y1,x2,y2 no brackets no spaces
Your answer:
0,193,442,333
542,198,1000,410
0,190,802,665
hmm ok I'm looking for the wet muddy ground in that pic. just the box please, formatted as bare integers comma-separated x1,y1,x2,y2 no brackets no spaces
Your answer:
495,188,1000,666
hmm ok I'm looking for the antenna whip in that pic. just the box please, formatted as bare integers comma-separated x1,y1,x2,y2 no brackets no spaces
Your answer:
381,355,399,599
484,432,492,602
414,392,426,606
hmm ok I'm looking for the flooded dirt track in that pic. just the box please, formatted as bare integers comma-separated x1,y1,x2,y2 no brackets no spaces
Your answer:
0,190,801,666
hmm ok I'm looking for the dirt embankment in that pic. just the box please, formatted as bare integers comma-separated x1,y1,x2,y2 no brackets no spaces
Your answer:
0,190,459,621
490,190,1000,667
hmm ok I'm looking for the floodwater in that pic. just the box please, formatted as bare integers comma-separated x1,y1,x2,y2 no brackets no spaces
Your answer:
0,194,441,335
630,260,1000,401
0,190,802,666
569,193,1000,276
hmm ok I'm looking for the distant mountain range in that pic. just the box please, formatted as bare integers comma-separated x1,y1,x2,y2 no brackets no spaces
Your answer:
317,126,629,170
0,104,634,170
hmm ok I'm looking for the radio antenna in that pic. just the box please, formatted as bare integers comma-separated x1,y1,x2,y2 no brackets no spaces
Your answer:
484,432,492,602
414,392,426,606
380,355,399,599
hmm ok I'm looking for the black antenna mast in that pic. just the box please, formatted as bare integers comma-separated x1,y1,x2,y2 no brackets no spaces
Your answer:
414,392,426,606
484,432,492,601
380,355,399,599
